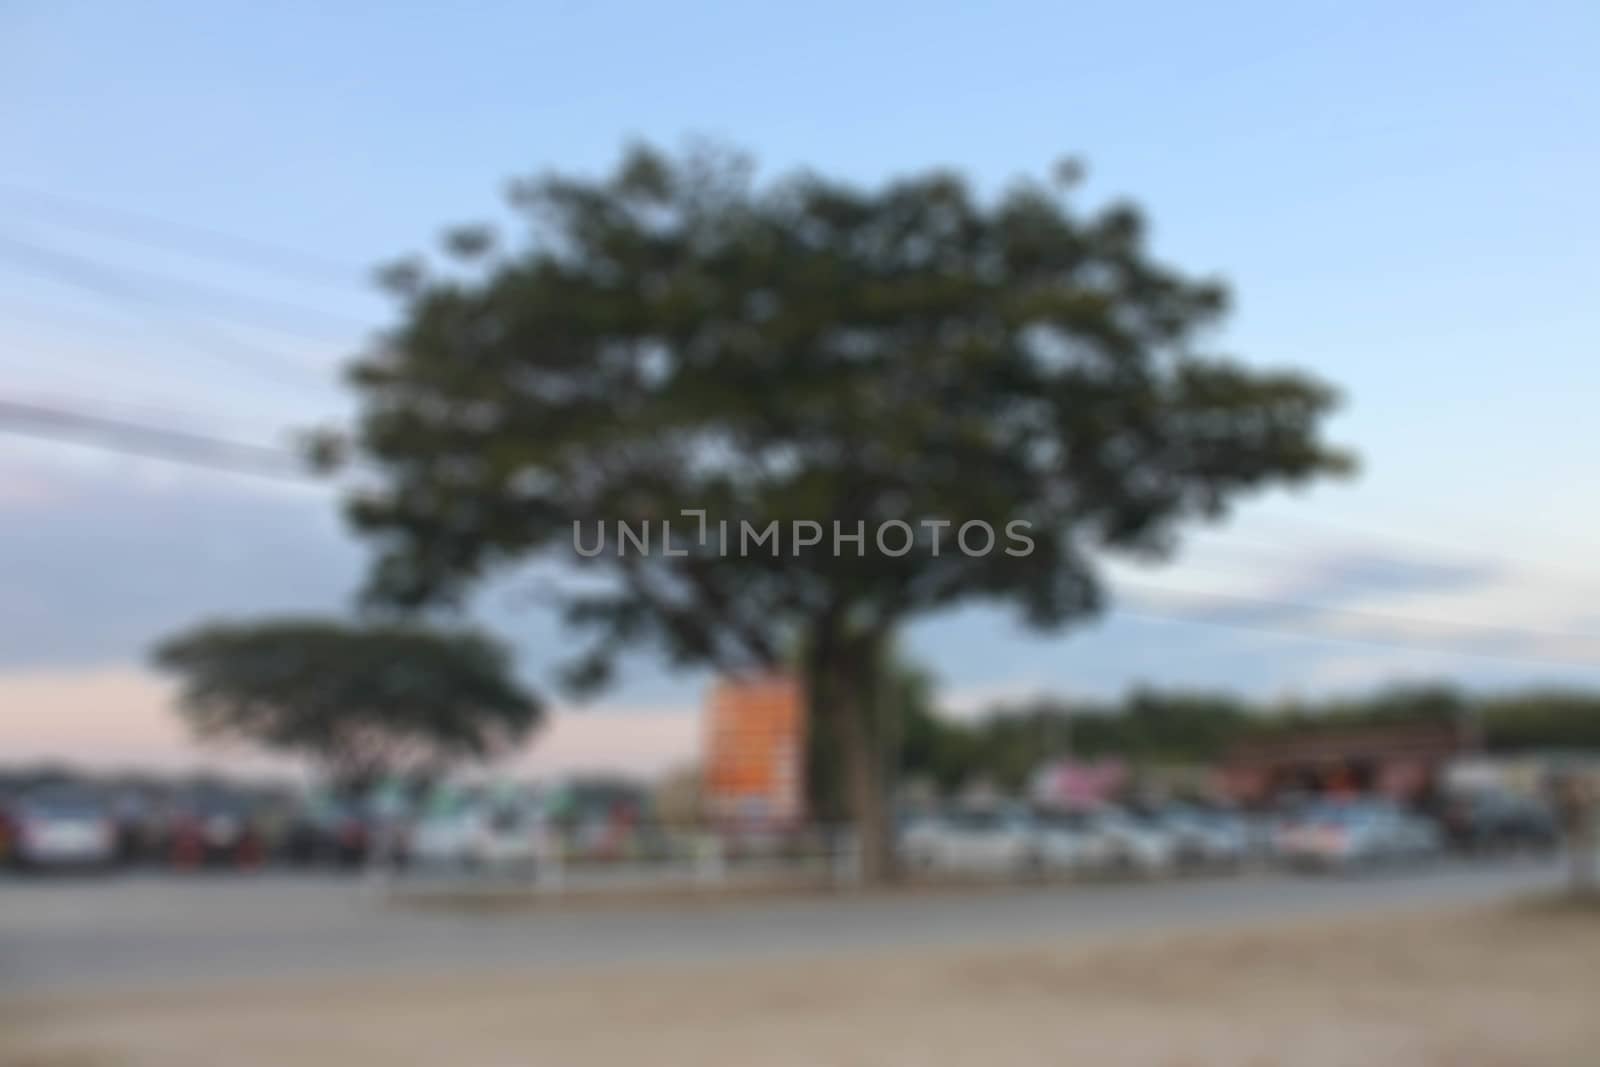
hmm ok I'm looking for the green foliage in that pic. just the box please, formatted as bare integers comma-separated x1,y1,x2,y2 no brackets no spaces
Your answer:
151,618,541,781
1480,691,1600,751
897,688,1253,792
909,683,1600,792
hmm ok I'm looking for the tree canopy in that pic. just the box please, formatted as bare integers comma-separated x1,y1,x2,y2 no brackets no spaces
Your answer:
151,618,541,782
328,142,1352,876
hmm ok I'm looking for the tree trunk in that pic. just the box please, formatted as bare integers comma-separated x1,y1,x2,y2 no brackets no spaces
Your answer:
834,675,895,885
806,625,896,886
838,633,902,883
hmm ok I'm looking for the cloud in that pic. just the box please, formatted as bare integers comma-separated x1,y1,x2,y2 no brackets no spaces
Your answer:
1111,544,1523,656
0,455,357,670
0,452,671,701
1287,552,1501,605
1152,550,1501,629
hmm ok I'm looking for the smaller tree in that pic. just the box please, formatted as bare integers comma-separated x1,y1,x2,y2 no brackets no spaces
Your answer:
152,618,541,784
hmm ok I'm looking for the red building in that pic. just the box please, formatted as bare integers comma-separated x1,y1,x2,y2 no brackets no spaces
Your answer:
1222,721,1471,805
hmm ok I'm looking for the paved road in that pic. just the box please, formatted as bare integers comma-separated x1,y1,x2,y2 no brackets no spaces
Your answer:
0,860,1567,997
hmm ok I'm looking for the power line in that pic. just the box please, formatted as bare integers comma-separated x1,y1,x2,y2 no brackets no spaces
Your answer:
0,377,289,441
0,237,341,389
0,183,366,284
0,232,368,340
0,333,336,422
0,398,317,484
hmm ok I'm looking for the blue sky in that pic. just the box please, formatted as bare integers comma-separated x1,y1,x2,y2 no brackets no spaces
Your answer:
3,2,1600,773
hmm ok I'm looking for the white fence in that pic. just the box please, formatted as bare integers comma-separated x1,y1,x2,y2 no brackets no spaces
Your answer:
372,826,864,898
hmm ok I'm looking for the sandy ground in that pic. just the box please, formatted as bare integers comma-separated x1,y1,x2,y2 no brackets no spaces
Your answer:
3,905,1597,1067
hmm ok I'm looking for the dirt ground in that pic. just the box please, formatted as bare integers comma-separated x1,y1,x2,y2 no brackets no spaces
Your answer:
4,905,1598,1067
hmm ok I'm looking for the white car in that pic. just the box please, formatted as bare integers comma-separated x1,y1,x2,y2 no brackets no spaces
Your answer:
1092,807,1178,876
1032,808,1117,873
9,786,116,870
409,794,543,871
1275,801,1441,870
1389,809,1445,859
1160,806,1250,869
900,807,1042,877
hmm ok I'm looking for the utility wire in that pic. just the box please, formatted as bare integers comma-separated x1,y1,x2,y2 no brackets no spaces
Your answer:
0,236,340,389
0,398,316,484
0,182,366,284
0,331,337,421
0,232,367,339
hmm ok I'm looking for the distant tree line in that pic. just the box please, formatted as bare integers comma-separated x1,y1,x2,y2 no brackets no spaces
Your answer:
895,682,1600,794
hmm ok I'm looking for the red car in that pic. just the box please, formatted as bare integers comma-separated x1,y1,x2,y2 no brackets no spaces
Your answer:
167,790,264,870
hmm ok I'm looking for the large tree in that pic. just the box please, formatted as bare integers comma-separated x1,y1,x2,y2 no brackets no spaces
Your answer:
329,143,1351,880
152,618,541,783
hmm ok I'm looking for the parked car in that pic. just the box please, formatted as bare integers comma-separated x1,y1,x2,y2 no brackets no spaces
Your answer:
301,795,373,868
167,787,264,869
7,784,117,870
1031,807,1117,873
900,806,1042,877
1440,792,1560,855
1275,801,1441,870
1158,805,1250,869
106,783,169,866
247,788,308,865
409,791,542,872
363,779,417,868
1093,806,1179,876
1244,806,1299,864
0,783,19,866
